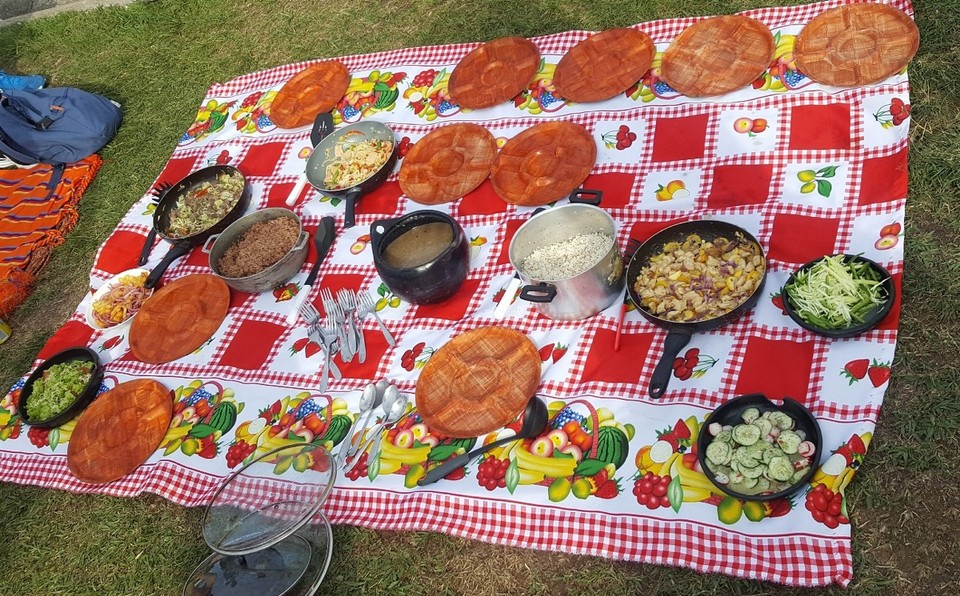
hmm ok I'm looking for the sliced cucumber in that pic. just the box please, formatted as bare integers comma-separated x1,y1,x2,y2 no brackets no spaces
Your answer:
752,417,773,437
741,407,760,424
791,468,808,484
754,477,771,492
741,462,765,479
732,424,761,446
767,456,794,482
770,411,795,430
705,440,732,466
777,430,801,455
715,429,732,444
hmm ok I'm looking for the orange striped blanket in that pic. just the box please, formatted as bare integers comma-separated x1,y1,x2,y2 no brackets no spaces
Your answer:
0,155,102,317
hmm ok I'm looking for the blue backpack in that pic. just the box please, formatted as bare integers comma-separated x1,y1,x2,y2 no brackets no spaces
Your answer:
0,86,122,197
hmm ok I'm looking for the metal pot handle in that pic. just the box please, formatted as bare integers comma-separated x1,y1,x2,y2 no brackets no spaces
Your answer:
201,234,220,254
519,283,557,303
568,187,603,206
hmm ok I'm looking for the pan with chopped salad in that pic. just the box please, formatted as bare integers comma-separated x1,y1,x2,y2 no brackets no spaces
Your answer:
19,347,103,427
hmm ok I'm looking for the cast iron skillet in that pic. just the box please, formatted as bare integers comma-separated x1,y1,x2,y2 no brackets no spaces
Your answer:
138,165,251,288
626,220,766,399
304,120,397,228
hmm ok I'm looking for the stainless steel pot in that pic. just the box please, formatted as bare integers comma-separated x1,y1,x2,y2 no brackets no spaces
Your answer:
508,203,625,321
204,208,309,293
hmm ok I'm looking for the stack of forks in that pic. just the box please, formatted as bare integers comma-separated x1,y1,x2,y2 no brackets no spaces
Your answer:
317,288,397,365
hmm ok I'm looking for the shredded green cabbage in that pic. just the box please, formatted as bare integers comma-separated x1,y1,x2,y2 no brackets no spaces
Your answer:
27,360,94,420
784,255,886,329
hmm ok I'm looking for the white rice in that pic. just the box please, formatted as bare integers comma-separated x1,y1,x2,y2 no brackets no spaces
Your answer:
521,232,614,280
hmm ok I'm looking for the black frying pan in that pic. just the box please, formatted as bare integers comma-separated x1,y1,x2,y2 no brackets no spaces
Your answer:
139,165,251,288
626,220,767,399
303,120,397,228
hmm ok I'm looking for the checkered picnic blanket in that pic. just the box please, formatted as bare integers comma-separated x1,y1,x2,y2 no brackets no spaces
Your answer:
0,0,912,586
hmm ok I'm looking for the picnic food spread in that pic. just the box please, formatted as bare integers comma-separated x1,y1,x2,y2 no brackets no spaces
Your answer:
1,0,915,589
89,270,151,328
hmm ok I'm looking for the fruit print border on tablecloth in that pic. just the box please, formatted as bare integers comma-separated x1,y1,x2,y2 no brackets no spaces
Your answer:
0,0,914,588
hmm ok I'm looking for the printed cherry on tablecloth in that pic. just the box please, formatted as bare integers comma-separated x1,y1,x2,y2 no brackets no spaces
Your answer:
160,380,241,459
226,393,354,470
804,432,872,530
404,68,459,121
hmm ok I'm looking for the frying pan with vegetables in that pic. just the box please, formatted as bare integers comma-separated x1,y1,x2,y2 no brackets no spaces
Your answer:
626,220,766,399
139,165,251,288
303,120,397,228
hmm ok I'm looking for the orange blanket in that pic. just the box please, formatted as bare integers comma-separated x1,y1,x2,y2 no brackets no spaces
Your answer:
0,155,102,317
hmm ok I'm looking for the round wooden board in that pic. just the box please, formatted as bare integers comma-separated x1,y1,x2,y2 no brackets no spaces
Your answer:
67,379,172,484
130,274,230,365
415,327,541,438
490,121,597,206
268,61,350,129
448,37,540,110
794,4,919,87
554,28,655,103
399,123,497,205
660,15,775,97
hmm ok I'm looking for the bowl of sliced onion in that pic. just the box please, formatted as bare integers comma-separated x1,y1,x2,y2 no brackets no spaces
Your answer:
85,268,154,330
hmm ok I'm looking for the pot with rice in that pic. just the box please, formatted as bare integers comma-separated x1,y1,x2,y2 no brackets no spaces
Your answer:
204,208,309,293
508,203,625,321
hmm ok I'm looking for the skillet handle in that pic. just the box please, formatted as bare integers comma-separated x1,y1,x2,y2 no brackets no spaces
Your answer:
343,188,362,228
649,328,694,399
138,228,157,266
145,241,192,289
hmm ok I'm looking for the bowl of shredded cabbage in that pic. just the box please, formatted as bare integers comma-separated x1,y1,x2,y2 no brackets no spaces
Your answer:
85,268,154,330
18,347,104,428
781,254,895,337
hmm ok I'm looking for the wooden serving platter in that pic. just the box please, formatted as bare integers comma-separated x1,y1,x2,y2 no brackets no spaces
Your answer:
448,36,540,110
490,121,596,206
130,274,230,364
553,28,655,103
67,379,172,484
794,3,919,87
399,123,497,205
269,61,350,129
660,15,775,97
415,326,541,438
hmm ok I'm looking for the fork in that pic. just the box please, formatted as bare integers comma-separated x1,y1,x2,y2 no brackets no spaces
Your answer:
298,302,342,385
320,287,354,361
320,317,342,393
357,292,396,346
337,289,362,362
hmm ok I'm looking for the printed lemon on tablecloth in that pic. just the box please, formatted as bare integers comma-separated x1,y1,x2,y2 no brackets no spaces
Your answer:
226,393,354,470
346,406,478,485
160,380,241,460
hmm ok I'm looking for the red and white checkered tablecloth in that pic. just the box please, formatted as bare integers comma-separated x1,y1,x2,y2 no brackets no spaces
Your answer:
0,0,913,586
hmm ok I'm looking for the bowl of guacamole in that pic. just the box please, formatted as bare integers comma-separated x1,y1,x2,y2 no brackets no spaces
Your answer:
19,347,103,428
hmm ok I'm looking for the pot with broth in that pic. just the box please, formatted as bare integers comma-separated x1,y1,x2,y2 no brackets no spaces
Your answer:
371,211,469,304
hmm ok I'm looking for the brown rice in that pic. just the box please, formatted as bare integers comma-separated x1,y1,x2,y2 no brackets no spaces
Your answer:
218,217,299,278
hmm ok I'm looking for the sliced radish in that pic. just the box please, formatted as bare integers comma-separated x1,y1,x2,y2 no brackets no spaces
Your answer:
797,440,816,458
714,472,730,485
708,422,723,436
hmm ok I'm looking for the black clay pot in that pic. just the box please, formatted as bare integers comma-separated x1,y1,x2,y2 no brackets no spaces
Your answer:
370,210,469,305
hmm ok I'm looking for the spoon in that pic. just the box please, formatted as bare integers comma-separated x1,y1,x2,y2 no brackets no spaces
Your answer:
337,383,380,467
345,391,408,474
418,396,549,487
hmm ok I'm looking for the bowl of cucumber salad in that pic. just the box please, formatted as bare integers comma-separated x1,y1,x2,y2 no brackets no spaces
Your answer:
697,393,822,501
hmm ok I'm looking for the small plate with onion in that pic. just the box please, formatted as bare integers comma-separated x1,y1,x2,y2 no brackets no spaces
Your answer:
85,268,154,330
781,254,894,338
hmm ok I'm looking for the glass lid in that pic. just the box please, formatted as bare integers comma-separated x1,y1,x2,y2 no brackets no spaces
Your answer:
202,443,336,555
183,534,312,596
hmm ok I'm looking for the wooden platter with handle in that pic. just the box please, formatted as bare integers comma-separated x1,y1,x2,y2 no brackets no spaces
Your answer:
490,121,596,206
399,123,497,204
67,379,172,484
130,274,230,364
448,36,540,110
553,28,655,103
268,61,350,129
415,326,541,438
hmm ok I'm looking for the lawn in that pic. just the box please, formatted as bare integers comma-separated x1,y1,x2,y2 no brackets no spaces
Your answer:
1,0,958,594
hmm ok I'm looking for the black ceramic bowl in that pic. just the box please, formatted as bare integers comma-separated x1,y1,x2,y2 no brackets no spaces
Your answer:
782,254,895,338
370,210,469,305
18,347,104,428
696,393,822,502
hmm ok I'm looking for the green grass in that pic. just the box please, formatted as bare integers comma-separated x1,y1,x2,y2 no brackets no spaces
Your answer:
1,0,959,594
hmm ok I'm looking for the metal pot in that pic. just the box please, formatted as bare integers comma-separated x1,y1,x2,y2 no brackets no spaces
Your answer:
204,208,309,293
508,203,625,321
